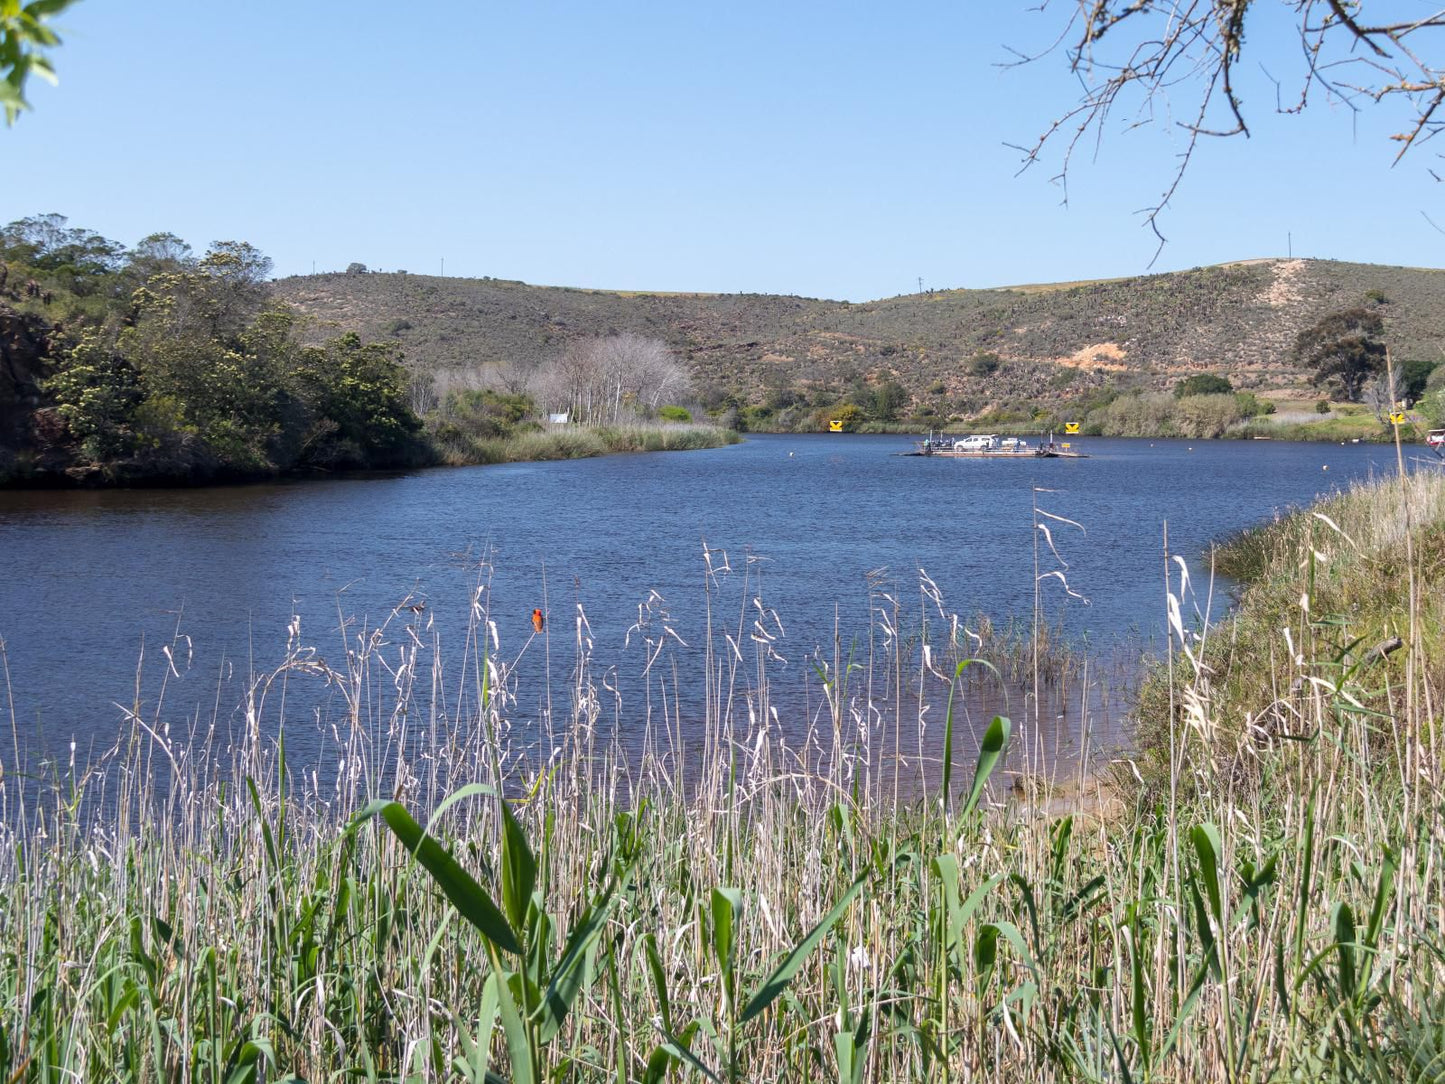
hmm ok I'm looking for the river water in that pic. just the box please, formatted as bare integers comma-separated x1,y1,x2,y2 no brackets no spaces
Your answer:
0,434,1403,779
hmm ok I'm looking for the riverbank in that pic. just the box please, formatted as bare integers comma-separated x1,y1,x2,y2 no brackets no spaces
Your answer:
745,413,1416,444
1132,462,1445,794
430,421,741,466
2,465,1439,1080
0,421,742,488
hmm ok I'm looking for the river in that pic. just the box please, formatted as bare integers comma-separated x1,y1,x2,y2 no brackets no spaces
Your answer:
0,434,1404,780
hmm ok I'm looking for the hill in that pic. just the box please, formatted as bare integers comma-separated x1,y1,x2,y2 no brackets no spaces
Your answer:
273,258,1445,422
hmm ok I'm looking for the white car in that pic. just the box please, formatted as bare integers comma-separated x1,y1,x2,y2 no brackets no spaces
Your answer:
953,434,998,451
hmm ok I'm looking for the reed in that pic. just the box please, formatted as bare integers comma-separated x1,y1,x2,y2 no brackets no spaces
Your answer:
0,471,1440,1082
432,423,740,466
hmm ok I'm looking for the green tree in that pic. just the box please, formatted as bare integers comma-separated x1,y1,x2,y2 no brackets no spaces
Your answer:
1,213,126,296
126,232,195,284
122,278,293,471
42,331,143,462
1174,373,1232,398
1292,307,1386,403
292,332,423,468
1398,358,1438,403
870,379,909,421
1418,366,1445,427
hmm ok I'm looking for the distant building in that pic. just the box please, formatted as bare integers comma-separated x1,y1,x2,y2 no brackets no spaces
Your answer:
548,412,570,425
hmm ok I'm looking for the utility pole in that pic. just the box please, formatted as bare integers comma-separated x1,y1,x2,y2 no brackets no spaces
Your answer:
440,257,445,277
917,276,923,295
1287,232,1292,259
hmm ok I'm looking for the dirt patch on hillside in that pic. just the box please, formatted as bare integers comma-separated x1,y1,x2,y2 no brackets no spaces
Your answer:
1264,259,1307,307
1053,342,1128,371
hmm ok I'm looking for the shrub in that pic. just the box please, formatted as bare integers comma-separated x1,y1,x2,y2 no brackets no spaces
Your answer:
1090,392,1176,436
1174,392,1247,438
968,352,1001,377
1174,373,1233,397
1399,357,1437,402
819,403,865,431
657,405,692,423
1233,391,1275,417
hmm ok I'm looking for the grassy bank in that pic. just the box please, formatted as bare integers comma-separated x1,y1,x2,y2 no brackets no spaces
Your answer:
430,422,741,465
1132,466,1445,792
1,474,1441,1081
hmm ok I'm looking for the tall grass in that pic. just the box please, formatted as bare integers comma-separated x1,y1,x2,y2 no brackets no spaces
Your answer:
431,423,741,466
0,471,1441,1081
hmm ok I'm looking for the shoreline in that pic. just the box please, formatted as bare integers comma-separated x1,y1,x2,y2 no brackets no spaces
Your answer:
0,422,742,490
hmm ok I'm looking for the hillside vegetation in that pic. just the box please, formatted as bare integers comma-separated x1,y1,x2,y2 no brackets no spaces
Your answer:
275,258,1445,432
0,216,733,485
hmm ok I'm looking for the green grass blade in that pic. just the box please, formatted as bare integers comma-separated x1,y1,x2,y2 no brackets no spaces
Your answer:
534,898,610,1043
740,873,866,1023
500,798,537,935
353,798,521,956
710,887,741,979
643,932,673,1034
960,716,1011,820
491,953,536,1084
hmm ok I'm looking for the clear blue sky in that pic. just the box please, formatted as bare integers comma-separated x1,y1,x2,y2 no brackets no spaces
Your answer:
5,1,1441,300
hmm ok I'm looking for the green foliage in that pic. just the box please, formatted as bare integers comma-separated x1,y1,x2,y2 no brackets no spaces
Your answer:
968,351,1000,376
1316,398,1332,414
0,0,77,124
821,402,865,431
5,222,434,481
292,333,424,468
1233,390,1274,416
41,331,143,462
657,404,692,422
1419,365,1445,426
868,379,909,421
1174,372,1233,397
1398,357,1437,402
1087,392,1177,436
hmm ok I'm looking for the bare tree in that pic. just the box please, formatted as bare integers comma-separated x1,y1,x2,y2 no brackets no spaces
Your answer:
407,371,438,416
495,356,541,398
1363,364,1404,421
1019,3,1445,253
534,334,690,424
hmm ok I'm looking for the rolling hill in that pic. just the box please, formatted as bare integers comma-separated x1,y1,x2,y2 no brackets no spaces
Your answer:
272,258,1445,419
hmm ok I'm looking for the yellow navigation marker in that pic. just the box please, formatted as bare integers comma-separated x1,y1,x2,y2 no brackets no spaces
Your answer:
828,419,844,432
1064,421,1080,434
1389,411,1407,425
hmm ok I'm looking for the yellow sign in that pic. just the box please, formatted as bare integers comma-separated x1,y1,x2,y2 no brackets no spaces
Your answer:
1064,422,1080,434
1389,411,1407,425
828,419,844,432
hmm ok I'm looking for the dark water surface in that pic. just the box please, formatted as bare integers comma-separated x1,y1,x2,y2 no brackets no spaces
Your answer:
0,434,1399,770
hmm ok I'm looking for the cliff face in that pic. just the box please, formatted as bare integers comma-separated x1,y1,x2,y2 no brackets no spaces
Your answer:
0,306,53,473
